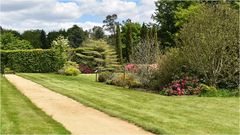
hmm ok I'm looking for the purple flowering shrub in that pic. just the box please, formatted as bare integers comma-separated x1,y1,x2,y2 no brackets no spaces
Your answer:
79,64,94,74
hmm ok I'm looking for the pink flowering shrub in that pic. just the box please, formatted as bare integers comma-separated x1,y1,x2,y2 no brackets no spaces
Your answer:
125,64,139,73
125,64,158,73
160,76,202,96
79,64,94,74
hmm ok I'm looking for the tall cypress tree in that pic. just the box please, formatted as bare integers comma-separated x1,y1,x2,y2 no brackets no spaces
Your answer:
40,30,48,49
126,25,133,62
140,23,149,43
152,25,158,48
116,24,123,64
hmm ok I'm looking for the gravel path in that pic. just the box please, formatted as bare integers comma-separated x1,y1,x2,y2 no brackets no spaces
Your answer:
5,74,152,135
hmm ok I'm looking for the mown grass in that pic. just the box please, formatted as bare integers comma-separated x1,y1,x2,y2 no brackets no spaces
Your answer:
19,73,240,134
0,75,70,134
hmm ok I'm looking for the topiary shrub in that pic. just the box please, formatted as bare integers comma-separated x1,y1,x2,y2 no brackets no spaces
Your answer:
0,49,64,73
58,61,80,76
64,66,80,76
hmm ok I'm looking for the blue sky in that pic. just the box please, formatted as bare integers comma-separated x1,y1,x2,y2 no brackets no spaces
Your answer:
0,0,156,32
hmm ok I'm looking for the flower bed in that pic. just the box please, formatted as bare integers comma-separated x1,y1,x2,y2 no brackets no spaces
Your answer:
160,76,202,96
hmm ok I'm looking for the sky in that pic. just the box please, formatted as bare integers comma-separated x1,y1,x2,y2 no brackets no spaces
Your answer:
0,0,156,33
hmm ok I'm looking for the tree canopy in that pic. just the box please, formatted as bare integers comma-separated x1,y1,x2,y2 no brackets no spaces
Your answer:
67,25,87,48
91,26,105,39
179,4,239,87
0,32,32,50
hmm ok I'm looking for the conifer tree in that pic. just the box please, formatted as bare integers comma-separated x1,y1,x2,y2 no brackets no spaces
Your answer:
115,24,123,64
126,25,133,62
152,25,158,49
76,40,120,71
140,23,149,43
40,30,48,49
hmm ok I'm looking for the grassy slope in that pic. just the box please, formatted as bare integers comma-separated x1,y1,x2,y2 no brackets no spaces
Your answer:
19,73,240,134
0,75,70,134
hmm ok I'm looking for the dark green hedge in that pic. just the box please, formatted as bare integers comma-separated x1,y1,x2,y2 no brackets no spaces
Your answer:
0,49,64,73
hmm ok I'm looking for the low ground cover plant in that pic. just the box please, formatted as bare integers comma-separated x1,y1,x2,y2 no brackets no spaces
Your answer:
3,67,15,74
99,72,141,88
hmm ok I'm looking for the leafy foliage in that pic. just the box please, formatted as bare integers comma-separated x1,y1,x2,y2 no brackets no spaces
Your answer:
67,25,87,48
91,26,105,39
58,61,80,76
121,20,141,61
98,71,113,82
0,32,32,50
0,27,22,39
140,23,149,42
105,73,142,88
0,49,64,73
179,4,239,88
40,30,48,49
51,36,69,63
153,0,194,50
155,48,186,87
47,29,68,48
103,14,118,35
22,30,42,48
160,77,201,96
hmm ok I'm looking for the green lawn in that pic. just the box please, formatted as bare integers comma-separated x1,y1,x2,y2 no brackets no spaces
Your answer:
0,75,70,134
19,73,239,134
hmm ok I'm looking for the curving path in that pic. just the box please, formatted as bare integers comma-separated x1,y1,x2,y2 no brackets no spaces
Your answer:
5,74,152,135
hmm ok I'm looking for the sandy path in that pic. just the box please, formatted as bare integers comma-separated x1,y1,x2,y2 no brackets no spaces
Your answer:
5,74,152,135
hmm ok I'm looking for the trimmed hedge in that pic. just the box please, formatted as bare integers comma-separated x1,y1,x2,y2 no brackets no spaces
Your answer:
0,49,64,73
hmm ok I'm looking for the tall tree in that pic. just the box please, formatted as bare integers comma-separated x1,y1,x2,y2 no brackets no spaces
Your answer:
153,0,194,50
115,24,123,64
126,25,133,62
152,25,158,47
67,25,87,48
103,14,118,35
40,30,48,49
140,23,149,42
153,0,238,51
121,19,141,61
22,30,42,48
0,27,22,39
76,40,120,71
92,26,105,39
47,29,67,47
0,32,32,50
179,4,239,87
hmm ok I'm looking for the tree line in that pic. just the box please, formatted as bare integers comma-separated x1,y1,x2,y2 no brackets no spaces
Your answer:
1,0,238,64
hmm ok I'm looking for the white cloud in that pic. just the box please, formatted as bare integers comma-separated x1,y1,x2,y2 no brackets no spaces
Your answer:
0,0,156,32
1,20,103,33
